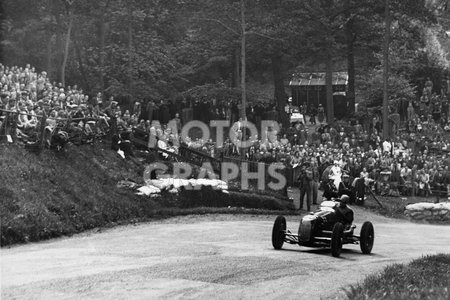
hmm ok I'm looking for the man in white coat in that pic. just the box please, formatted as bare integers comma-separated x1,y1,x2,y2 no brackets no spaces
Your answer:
329,160,342,188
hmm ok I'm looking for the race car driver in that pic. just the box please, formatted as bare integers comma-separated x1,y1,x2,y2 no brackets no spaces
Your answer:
335,195,354,226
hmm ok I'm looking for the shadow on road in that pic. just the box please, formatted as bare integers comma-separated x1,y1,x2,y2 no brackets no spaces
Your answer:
270,246,384,260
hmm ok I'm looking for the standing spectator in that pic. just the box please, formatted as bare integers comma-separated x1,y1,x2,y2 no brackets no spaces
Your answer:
167,113,181,136
338,174,356,203
442,97,449,120
329,160,342,188
146,100,155,123
317,104,325,124
95,92,103,109
309,105,317,125
160,100,170,124
431,167,447,199
133,101,142,120
299,168,313,211
323,176,339,200
310,158,320,205
255,101,264,130
407,101,415,121
169,99,178,119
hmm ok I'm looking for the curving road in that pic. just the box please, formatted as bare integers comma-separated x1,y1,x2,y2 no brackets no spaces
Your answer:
2,209,450,300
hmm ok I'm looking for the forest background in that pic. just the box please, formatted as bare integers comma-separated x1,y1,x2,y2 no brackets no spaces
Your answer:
2,0,450,121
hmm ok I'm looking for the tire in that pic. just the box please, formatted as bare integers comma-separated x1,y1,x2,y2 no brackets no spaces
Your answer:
272,216,286,250
360,221,374,254
331,222,344,257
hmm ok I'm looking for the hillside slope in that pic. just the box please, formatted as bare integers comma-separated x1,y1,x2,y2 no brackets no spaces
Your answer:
0,142,293,247
0,141,152,246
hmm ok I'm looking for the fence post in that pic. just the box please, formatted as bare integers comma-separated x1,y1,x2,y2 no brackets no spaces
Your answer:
3,111,9,139
65,116,71,131
10,111,17,142
40,111,47,150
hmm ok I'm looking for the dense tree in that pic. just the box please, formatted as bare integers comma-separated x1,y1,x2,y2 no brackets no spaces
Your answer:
1,0,449,121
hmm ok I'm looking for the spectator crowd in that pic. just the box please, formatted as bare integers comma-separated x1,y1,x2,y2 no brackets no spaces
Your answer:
2,63,450,200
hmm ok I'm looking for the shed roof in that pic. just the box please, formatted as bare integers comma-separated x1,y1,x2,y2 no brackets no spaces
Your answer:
289,72,348,86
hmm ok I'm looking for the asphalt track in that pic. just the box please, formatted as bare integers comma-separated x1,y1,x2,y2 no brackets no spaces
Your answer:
2,208,450,300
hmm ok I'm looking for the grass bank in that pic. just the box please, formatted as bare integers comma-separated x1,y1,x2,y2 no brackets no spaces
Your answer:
0,142,293,247
344,254,450,300
360,192,446,221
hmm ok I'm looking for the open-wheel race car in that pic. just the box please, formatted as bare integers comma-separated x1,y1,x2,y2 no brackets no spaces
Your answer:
272,199,374,257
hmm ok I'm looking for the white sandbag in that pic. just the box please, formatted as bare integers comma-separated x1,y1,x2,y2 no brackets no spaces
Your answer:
168,188,178,194
405,202,436,211
148,179,170,190
137,185,161,196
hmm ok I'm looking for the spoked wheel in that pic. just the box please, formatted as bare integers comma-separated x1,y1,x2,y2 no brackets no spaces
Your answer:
331,222,344,257
360,221,374,254
272,216,286,250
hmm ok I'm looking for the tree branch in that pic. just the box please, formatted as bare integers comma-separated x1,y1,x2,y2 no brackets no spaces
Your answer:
245,31,285,42
192,17,240,36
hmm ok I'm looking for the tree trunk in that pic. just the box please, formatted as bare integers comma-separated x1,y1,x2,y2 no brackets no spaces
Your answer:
345,0,356,114
98,17,106,93
74,39,90,92
326,46,334,125
271,53,289,127
128,4,133,103
232,47,240,88
46,34,54,77
240,0,246,160
98,0,111,93
240,0,246,121
54,15,64,83
382,0,390,139
61,9,74,87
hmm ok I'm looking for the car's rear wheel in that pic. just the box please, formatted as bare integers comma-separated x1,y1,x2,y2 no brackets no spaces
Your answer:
272,216,286,250
331,222,344,257
360,221,374,254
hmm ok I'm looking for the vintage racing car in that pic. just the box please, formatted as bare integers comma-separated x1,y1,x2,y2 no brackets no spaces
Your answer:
271,199,374,257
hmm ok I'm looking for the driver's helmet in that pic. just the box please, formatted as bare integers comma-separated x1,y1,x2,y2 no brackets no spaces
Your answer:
340,194,350,204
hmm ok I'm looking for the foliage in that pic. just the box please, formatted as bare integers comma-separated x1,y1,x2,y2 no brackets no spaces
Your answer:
356,68,416,109
182,83,256,104
1,0,450,109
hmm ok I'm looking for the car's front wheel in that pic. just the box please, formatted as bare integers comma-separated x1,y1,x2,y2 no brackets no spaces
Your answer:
360,221,374,254
331,222,344,257
272,216,286,250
